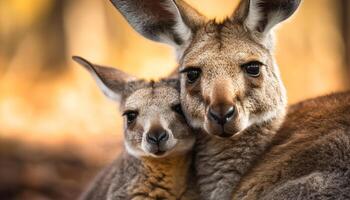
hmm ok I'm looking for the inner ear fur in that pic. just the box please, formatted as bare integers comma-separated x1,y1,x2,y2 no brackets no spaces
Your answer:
72,56,136,102
109,0,206,47
233,0,301,34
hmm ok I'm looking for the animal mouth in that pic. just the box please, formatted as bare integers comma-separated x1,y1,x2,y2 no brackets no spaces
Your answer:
219,132,234,138
154,150,166,156
148,145,173,157
208,123,237,138
212,129,235,138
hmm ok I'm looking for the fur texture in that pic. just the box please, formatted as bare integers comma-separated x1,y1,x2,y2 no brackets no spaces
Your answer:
104,0,350,199
233,92,350,200
81,152,198,200
178,15,289,200
74,57,197,200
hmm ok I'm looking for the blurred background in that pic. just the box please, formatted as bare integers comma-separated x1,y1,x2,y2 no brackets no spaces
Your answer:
0,0,349,199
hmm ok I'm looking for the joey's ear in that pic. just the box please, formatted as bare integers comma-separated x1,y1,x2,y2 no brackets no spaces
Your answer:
233,0,301,35
72,56,136,102
109,0,205,48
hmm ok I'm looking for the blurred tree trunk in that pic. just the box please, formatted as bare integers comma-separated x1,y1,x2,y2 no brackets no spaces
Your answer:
39,0,67,72
1,0,67,75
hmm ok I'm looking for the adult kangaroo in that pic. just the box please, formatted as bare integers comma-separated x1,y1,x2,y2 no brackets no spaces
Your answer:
109,0,350,199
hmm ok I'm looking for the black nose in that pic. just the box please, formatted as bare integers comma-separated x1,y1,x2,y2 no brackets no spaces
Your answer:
146,131,169,144
208,106,236,125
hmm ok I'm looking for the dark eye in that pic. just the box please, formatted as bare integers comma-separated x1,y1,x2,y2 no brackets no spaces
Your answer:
241,61,262,77
180,67,201,84
171,104,184,116
123,110,138,125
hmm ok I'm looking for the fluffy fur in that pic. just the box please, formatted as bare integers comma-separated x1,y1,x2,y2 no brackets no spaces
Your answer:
74,57,197,200
178,20,287,199
233,92,350,199
81,152,198,200
104,0,350,199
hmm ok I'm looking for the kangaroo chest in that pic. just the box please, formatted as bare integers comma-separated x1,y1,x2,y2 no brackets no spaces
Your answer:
194,127,275,200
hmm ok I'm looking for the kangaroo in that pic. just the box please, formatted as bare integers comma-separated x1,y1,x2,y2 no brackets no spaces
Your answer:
109,0,350,199
73,56,198,200
232,92,350,200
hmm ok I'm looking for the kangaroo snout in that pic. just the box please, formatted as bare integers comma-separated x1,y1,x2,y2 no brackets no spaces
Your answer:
203,80,243,137
208,104,236,126
146,129,169,145
144,125,172,156
206,103,239,138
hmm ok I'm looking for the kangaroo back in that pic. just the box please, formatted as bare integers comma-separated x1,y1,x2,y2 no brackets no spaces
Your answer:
233,92,350,199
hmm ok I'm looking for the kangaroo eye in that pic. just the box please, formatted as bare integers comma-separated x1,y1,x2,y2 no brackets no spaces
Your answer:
180,67,201,84
123,110,138,125
242,61,262,77
171,104,184,116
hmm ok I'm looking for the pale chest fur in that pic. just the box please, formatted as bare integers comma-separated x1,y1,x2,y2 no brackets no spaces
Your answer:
108,154,197,200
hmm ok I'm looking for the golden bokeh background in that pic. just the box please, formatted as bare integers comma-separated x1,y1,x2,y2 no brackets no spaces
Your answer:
0,0,349,199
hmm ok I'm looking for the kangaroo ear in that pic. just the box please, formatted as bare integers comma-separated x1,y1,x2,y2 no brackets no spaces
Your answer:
109,0,205,48
234,0,301,35
72,56,136,102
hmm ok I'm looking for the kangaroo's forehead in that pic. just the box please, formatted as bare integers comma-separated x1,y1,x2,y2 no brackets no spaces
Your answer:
124,86,180,109
182,22,270,67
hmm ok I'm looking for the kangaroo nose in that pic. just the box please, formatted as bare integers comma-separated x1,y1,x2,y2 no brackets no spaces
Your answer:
208,105,236,125
146,130,169,144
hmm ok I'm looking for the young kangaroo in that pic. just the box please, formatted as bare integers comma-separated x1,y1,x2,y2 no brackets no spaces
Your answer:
72,56,197,200
110,0,350,199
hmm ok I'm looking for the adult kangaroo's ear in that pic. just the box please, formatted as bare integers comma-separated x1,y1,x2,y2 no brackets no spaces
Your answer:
233,0,301,35
72,56,136,102
109,0,205,48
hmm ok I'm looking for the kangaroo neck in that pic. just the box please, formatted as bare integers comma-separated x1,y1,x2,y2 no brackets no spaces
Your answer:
129,153,193,199
194,116,284,200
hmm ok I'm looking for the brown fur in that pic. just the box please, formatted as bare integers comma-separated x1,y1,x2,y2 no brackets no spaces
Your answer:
176,8,289,199
81,151,197,200
233,92,350,199
106,0,350,199
73,57,198,200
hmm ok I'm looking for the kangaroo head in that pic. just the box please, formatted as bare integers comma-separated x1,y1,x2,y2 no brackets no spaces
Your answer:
110,0,301,138
73,56,194,157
